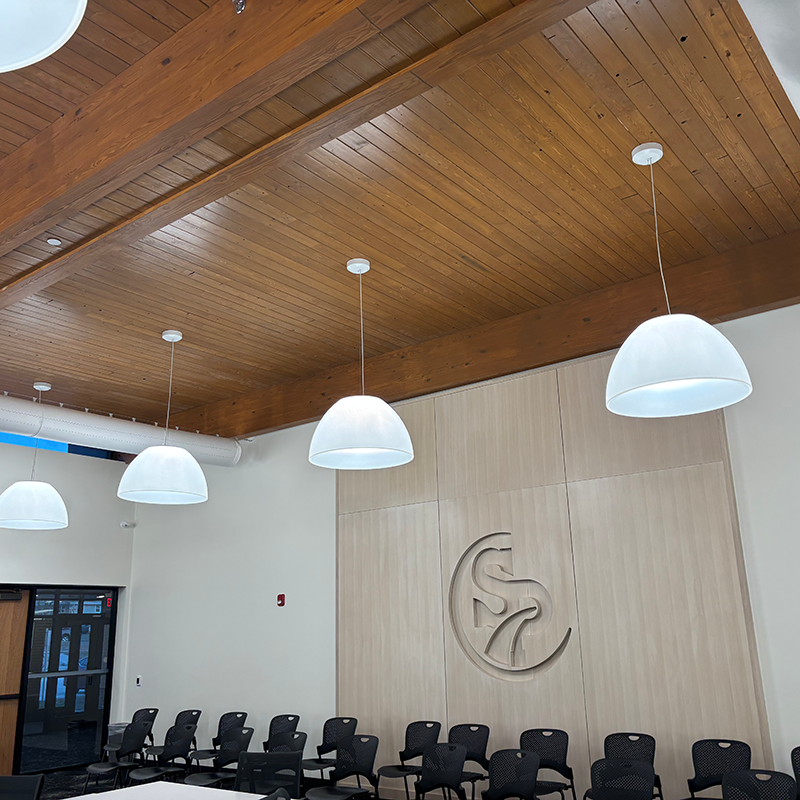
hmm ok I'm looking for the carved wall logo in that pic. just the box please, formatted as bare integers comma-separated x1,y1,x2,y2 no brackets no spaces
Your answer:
449,532,571,681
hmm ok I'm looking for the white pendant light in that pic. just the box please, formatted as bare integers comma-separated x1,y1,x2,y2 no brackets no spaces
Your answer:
309,259,414,470
0,382,68,530
118,331,208,504
0,0,87,73
606,143,752,418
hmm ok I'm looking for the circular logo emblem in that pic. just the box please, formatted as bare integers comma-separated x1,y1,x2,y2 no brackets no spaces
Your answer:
449,532,571,681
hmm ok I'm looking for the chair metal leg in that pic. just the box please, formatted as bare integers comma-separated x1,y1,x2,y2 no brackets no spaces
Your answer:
403,775,411,800
82,773,91,794
570,783,577,800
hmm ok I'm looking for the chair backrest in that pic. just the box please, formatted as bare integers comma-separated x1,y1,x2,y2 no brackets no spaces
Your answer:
0,775,44,800
604,733,656,766
591,759,655,800
119,720,154,759
319,717,358,756
791,750,800,789
175,709,202,727
159,724,197,765
215,712,248,746
235,751,303,797
132,708,158,725
216,726,255,769
484,749,540,800
520,729,571,779
449,724,490,769
269,715,300,741
401,721,441,762
332,735,380,786
723,771,798,800
417,744,468,794
690,740,752,792
267,731,307,754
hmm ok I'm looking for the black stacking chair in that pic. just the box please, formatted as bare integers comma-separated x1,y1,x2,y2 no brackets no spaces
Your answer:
520,728,577,800
235,751,304,797
129,724,197,784
84,720,153,792
687,740,752,798
302,717,359,776
185,726,255,788
449,724,491,800
0,775,44,800
593,733,661,800
263,715,301,752
378,721,442,800
266,731,308,753
306,735,380,800
723,771,797,800
189,711,247,767
590,759,655,800
105,708,158,757
146,710,202,761
792,750,800,789
482,750,539,800
415,744,468,800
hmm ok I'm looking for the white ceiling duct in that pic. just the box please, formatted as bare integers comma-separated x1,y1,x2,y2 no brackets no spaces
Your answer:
0,394,240,468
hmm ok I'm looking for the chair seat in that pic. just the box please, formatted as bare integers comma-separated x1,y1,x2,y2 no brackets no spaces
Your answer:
189,749,218,761
184,771,236,787
379,765,421,779
129,765,184,782
146,746,165,757
303,758,336,771
306,786,371,800
462,771,487,783
87,761,134,775
537,781,569,796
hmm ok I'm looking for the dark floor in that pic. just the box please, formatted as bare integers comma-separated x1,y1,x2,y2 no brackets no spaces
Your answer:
40,768,93,800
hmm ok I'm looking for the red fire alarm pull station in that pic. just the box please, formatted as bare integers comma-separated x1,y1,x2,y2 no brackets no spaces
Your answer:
277,594,285,607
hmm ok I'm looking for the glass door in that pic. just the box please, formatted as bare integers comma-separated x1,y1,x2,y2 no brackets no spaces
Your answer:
18,588,117,772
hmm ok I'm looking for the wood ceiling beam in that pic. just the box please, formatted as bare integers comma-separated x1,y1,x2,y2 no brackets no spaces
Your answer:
0,0,595,311
0,0,432,259
170,231,800,438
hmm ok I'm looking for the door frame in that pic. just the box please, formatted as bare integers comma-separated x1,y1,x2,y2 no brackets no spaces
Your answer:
0,584,120,774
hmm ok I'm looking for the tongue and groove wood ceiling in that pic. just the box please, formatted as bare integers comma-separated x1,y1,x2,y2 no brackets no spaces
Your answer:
0,0,799,436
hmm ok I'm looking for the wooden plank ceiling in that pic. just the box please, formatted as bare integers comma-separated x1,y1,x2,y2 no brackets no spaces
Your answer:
0,0,214,158
0,0,798,434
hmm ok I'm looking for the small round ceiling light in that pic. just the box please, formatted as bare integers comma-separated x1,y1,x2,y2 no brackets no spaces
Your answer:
45,238,62,247
0,0,88,73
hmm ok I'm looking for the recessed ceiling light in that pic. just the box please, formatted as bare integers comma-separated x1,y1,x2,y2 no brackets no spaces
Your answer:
46,238,62,247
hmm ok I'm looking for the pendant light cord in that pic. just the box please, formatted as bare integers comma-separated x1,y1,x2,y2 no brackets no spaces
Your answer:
164,341,175,445
359,272,365,395
31,389,42,481
649,159,671,314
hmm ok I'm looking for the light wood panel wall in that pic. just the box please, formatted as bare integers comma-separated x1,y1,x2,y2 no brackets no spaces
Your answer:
337,355,769,799
0,591,29,774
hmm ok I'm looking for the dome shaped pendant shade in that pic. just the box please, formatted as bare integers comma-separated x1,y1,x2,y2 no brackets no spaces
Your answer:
309,395,414,470
0,0,87,73
0,480,69,529
606,313,752,418
117,445,208,504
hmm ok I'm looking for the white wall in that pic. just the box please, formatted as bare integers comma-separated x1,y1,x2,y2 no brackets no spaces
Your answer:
721,305,800,773
120,421,337,754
